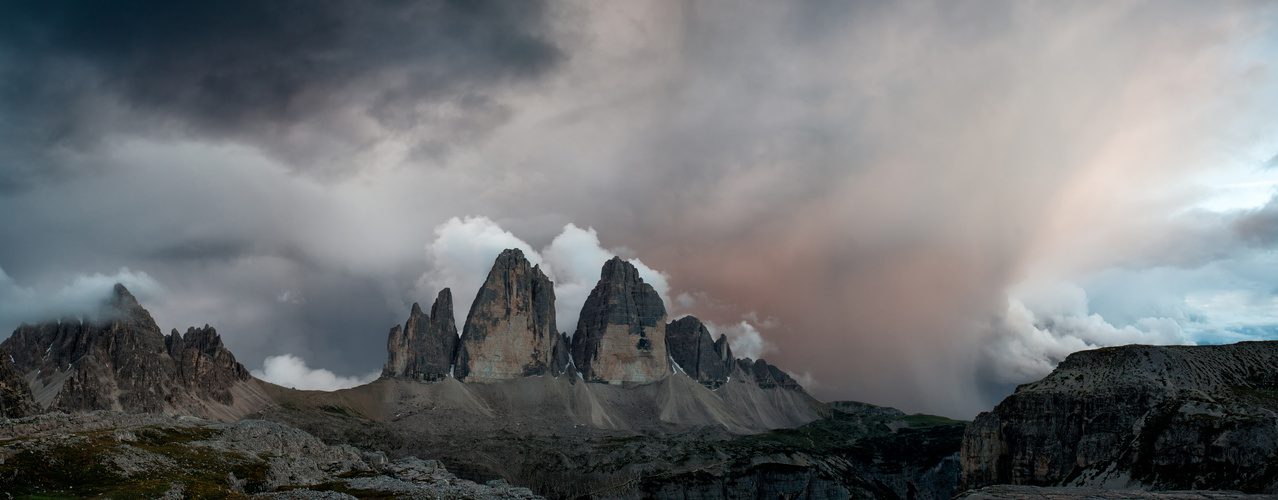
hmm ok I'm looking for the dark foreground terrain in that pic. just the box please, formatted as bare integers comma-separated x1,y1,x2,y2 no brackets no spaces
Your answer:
255,392,965,500
0,411,541,499
0,402,965,500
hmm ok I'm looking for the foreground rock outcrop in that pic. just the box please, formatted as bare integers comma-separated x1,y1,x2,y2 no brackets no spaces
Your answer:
957,486,1267,499
454,249,559,382
571,257,670,384
384,288,458,381
1,284,271,421
962,342,1278,494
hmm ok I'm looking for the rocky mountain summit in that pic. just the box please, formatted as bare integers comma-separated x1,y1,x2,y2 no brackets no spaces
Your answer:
962,341,1278,494
571,256,671,384
384,288,458,381
665,315,732,389
454,249,560,382
383,250,808,399
0,284,271,421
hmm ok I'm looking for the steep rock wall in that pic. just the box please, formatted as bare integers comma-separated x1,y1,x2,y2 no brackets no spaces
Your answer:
385,288,458,381
454,249,558,382
666,315,732,389
962,342,1278,493
571,257,669,384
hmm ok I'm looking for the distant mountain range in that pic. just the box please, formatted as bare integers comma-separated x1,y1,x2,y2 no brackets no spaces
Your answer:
6,250,1278,498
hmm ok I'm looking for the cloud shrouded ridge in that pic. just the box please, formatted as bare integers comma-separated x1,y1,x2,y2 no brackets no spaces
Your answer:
0,266,162,333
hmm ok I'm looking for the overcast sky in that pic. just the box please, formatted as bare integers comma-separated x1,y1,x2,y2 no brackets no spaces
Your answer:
2,1,1278,418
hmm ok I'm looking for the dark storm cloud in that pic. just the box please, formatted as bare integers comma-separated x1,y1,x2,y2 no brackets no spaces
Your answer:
500,0,1278,417
0,0,562,190
3,1,1277,414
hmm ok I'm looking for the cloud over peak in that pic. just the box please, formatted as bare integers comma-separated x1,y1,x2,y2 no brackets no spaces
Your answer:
415,216,672,334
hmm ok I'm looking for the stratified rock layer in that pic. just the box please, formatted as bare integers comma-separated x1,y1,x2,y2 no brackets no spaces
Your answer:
454,249,558,382
962,342,1278,494
0,284,266,420
665,316,732,389
385,289,458,381
571,257,669,384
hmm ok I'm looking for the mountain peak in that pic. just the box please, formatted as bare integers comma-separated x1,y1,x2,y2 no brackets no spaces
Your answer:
600,256,638,283
106,283,141,312
97,282,161,336
455,249,557,381
1,286,257,418
572,256,669,384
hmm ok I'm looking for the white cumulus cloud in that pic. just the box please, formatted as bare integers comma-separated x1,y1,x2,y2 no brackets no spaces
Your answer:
707,319,773,360
251,354,379,391
415,217,673,334
983,282,1190,385
414,215,544,327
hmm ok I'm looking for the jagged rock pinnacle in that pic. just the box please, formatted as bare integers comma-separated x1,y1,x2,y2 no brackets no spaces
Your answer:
385,288,458,381
665,315,732,389
453,249,558,382
1,284,253,416
571,257,670,384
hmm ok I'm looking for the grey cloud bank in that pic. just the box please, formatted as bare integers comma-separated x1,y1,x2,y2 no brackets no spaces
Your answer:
2,1,1278,417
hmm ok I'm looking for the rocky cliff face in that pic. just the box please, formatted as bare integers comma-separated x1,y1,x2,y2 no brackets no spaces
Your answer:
383,250,813,397
385,289,459,381
571,257,670,384
168,325,251,406
454,249,559,382
551,332,571,376
962,342,1278,494
0,347,38,418
0,284,262,419
666,315,732,389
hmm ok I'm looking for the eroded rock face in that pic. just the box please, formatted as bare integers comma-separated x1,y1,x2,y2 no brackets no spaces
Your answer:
665,316,732,389
384,289,458,381
0,284,253,417
0,347,37,418
170,325,251,406
551,332,571,377
962,342,1278,494
570,257,669,384
454,249,558,382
